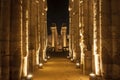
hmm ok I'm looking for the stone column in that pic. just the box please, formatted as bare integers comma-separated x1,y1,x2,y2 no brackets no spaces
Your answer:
73,0,80,61
101,0,113,79
92,0,102,76
51,27,56,47
69,0,73,58
61,27,67,47
1,0,11,80
111,0,120,79
39,0,46,63
31,0,40,66
10,0,23,80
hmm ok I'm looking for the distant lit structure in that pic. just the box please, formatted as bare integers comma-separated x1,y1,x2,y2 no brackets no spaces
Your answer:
61,26,67,48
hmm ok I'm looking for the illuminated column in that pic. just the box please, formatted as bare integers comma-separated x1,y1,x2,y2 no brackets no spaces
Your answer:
42,0,47,61
51,27,56,47
70,0,76,60
10,0,23,79
79,0,86,73
39,0,47,64
22,0,30,77
30,0,40,67
1,0,11,79
73,0,80,61
92,0,103,76
68,2,72,57
61,27,67,47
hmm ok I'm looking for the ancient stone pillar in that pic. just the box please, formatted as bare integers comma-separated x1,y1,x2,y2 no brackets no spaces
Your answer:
39,0,47,63
111,0,120,79
73,0,80,61
41,0,47,60
61,27,67,47
1,0,11,80
101,0,113,78
68,0,74,58
30,0,40,66
10,0,23,79
51,27,56,47
22,0,31,77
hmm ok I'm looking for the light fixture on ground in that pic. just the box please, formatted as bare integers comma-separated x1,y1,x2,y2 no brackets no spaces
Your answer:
38,63,43,68
76,60,80,68
76,62,80,68
89,73,103,80
89,73,96,80
44,58,47,62
47,56,50,59
27,74,33,80
70,58,74,62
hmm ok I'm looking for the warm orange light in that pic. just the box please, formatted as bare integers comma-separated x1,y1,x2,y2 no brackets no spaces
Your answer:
93,1,100,75
68,7,72,11
73,50,76,60
23,57,28,76
36,46,40,65
23,10,29,77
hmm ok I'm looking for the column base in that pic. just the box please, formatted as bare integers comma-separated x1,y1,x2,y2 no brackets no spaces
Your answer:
89,73,103,80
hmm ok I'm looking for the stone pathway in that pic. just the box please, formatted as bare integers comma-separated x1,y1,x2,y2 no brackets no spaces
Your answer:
33,57,89,80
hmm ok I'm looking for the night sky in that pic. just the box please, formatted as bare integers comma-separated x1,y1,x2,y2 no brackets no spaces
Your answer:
47,0,69,35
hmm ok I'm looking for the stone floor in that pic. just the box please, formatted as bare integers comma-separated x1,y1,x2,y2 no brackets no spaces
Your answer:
33,57,89,80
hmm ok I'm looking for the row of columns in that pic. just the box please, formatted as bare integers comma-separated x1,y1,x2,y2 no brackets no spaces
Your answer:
51,24,68,52
69,0,120,79
0,0,47,80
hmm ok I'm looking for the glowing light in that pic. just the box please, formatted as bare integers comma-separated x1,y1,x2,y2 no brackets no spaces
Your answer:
94,54,100,75
44,58,47,62
89,73,96,77
71,58,74,61
68,7,72,11
42,13,44,15
36,0,39,3
23,57,28,76
72,0,74,2
76,62,80,66
39,63,43,67
27,74,33,79
48,56,50,59
45,8,48,11
36,46,40,65
80,0,83,4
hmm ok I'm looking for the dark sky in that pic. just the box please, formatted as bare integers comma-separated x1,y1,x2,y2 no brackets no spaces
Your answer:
47,0,69,35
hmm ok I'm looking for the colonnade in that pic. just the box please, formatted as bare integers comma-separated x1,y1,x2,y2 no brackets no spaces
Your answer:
0,0,47,79
69,0,120,79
